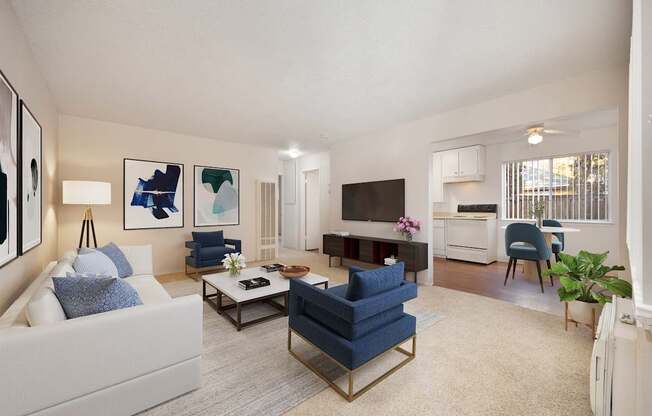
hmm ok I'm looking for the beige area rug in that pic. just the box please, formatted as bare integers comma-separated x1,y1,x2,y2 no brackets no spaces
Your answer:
147,250,593,416
140,276,441,416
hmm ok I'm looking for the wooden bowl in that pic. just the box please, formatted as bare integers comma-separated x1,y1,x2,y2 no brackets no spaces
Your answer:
279,265,310,279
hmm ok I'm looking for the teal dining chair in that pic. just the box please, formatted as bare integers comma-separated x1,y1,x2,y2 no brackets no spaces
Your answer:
504,223,553,293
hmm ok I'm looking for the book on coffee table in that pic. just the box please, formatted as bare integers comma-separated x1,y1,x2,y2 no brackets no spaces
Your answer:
238,277,271,290
261,263,285,272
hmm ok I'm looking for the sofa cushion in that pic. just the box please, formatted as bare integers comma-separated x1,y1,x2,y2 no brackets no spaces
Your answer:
304,301,404,340
49,260,75,279
192,245,235,260
192,231,224,248
96,243,133,278
123,275,172,305
53,276,143,319
345,262,405,301
73,250,119,278
25,287,67,326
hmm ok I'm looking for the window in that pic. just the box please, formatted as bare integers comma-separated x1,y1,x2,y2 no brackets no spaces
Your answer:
502,151,610,222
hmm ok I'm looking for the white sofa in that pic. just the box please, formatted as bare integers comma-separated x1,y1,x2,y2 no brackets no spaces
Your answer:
0,245,203,416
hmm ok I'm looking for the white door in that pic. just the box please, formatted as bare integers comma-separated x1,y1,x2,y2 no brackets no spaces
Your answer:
304,170,320,250
458,147,478,176
441,151,459,177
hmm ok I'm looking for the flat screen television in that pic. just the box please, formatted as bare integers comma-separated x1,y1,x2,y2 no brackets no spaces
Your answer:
342,179,405,222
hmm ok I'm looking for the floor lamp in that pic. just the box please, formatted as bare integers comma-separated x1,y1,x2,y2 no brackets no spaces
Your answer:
62,181,112,248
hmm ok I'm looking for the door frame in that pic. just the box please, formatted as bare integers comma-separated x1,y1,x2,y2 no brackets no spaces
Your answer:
301,168,320,251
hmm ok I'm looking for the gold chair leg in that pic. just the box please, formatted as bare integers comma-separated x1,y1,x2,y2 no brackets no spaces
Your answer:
288,329,416,402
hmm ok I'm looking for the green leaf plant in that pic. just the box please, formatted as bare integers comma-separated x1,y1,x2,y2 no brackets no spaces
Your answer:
543,251,631,304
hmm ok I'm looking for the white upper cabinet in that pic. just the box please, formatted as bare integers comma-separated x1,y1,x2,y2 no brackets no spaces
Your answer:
437,145,485,183
458,146,479,176
441,151,460,178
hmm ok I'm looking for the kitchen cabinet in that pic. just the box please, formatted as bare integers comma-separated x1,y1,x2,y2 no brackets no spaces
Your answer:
432,219,446,257
441,151,460,178
438,145,485,183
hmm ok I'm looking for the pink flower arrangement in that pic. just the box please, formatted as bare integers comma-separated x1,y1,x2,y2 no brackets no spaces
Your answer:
394,216,420,241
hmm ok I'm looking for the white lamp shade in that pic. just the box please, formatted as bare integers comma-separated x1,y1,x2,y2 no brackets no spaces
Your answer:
62,181,112,205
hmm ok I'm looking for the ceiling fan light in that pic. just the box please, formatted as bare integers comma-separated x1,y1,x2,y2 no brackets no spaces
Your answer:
528,132,543,145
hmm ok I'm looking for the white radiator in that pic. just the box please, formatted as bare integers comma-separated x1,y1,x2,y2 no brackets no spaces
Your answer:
255,181,278,261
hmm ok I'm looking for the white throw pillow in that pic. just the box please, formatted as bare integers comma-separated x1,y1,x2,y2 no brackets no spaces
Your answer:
73,250,119,278
25,286,67,326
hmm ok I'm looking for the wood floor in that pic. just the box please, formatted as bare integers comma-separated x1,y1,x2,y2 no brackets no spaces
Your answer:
433,257,564,316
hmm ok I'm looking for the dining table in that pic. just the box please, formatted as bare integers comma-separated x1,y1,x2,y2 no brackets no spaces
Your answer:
501,224,580,283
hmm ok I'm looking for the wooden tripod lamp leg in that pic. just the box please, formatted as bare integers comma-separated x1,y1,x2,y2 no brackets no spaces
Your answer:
78,207,98,249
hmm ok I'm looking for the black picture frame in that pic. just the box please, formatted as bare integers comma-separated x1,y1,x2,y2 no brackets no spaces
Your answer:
18,100,42,255
193,164,240,227
123,158,185,230
0,69,20,268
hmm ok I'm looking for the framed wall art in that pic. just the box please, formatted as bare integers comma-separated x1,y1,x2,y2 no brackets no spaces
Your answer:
19,100,42,254
124,158,184,230
0,70,19,267
193,165,240,227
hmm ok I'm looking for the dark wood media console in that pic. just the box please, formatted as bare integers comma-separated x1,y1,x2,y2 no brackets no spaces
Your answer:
323,234,428,283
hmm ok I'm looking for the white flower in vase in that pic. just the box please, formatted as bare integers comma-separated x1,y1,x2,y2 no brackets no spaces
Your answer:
222,252,246,276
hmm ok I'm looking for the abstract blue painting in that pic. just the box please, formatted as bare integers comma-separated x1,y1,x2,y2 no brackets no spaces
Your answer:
124,159,184,230
194,165,239,226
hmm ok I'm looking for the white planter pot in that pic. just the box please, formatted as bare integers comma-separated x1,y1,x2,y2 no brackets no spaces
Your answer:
568,301,603,327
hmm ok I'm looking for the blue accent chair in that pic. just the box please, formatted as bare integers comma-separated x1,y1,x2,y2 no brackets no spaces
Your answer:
543,219,565,261
288,262,417,401
504,223,553,293
185,231,241,279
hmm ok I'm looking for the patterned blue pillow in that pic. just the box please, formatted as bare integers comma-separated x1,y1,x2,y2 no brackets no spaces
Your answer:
53,276,143,319
97,243,133,278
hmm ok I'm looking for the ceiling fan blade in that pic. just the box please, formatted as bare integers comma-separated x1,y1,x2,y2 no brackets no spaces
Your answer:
543,129,566,135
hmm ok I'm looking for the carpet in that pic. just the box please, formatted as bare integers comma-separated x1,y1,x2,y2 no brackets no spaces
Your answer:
140,278,443,416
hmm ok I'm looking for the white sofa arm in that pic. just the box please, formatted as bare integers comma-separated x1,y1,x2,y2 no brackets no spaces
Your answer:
0,295,202,416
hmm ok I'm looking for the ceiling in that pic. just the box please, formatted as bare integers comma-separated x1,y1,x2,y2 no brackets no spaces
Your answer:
12,1,631,153
439,108,619,147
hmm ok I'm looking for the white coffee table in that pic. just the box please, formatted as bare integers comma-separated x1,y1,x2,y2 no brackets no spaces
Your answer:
202,267,329,331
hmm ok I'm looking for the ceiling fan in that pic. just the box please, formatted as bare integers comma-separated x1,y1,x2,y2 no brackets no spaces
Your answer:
524,125,566,145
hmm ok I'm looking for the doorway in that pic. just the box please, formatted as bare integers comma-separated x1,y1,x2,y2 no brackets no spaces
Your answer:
303,169,320,251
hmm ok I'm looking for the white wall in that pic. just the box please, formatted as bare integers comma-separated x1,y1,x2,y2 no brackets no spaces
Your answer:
0,0,59,314
58,115,279,275
282,152,330,251
329,67,628,285
435,125,622,263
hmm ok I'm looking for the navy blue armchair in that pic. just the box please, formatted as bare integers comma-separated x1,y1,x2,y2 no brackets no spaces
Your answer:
288,262,417,401
185,231,241,280
504,223,552,293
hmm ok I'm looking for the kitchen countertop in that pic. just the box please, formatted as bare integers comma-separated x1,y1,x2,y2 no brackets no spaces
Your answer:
433,212,497,220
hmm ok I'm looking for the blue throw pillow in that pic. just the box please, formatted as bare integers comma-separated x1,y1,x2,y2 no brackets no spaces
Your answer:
97,243,133,278
53,276,143,319
345,262,405,301
192,231,224,248
348,265,366,284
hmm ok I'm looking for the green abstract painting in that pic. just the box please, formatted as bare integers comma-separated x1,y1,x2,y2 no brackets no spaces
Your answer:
194,165,239,226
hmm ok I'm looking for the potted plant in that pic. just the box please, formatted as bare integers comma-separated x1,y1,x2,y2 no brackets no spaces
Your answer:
222,252,246,276
529,200,546,228
393,216,420,242
545,251,631,330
